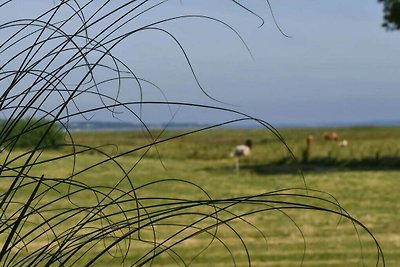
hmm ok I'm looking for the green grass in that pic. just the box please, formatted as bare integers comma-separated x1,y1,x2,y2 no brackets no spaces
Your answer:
1,126,399,266
68,126,400,167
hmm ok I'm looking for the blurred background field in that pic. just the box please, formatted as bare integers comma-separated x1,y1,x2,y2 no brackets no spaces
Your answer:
1,126,399,266
71,126,400,169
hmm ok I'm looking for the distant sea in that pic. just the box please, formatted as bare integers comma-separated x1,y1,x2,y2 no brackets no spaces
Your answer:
67,120,400,131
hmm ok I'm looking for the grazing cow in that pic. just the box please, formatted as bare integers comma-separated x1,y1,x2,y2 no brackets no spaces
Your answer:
324,131,339,141
303,135,315,163
230,139,252,172
339,139,348,147
306,135,315,146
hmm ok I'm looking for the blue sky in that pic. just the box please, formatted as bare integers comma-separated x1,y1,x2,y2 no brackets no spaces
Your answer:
1,1,400,126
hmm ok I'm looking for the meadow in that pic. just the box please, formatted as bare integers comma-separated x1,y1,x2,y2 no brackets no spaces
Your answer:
1,126,399,266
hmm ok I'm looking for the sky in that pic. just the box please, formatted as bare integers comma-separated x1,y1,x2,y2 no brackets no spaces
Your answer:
1,1,400,127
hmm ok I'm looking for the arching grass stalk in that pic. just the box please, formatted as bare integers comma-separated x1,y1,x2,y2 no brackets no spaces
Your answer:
0,1,384,266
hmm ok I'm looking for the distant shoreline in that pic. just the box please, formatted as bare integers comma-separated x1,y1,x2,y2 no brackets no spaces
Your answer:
67,120,400,132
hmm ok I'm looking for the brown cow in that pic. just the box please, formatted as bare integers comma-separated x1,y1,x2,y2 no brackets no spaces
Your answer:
323,131,339,141
306,135,315,146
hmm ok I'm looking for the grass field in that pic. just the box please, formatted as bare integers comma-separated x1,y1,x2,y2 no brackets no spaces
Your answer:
1,126,399,266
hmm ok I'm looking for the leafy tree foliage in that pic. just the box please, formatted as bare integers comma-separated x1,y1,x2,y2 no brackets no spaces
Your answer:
379,0,400,30
0,118,64,149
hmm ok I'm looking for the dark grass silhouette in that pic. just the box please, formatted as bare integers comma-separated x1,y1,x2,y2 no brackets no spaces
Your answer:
0,1,385,266
247,156,400,175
